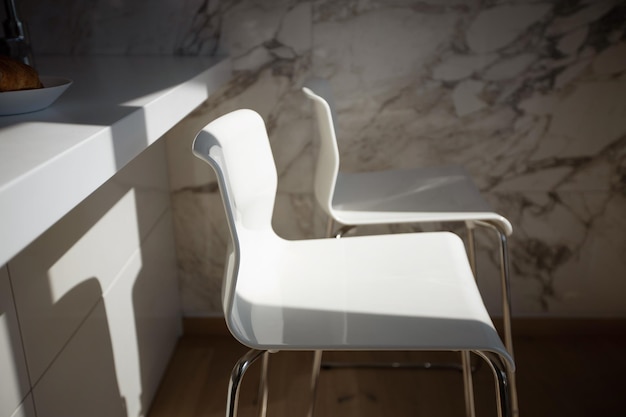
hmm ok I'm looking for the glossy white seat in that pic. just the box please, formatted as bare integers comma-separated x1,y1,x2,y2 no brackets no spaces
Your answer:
303,77,517,416
191,109,514,417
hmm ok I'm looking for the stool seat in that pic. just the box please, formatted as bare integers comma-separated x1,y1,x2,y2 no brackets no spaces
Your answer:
333,166,511,234
230,230,512,358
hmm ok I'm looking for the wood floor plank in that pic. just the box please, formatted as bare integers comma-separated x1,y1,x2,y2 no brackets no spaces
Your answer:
148,331,626,417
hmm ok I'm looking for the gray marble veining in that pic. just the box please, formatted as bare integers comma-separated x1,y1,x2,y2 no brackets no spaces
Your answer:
21,0,626,317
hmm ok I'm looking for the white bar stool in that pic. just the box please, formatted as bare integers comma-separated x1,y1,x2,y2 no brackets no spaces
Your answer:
191,109,515,417
302,77,518,417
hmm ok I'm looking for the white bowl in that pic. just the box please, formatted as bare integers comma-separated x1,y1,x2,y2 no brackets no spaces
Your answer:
0,76,73,116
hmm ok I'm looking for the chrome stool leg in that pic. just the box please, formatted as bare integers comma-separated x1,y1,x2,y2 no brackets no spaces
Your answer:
494,227,518,417
463,223,478,417
473,221,514,351
227,349,265,417
475,220,518,417
257,351,270,417
307,350,323,417
462,351,476,417
473,350,513,417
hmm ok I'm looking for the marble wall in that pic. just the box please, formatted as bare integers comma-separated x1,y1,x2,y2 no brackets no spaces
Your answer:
21,0,626,317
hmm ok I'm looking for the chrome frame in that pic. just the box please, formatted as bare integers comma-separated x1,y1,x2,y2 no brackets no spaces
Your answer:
227,348,513,417
462,350,477,417
307,350,323,417
227,349,266,417
473,350,513,417
472,220,517,417
320,359,466,371
257,352,270,417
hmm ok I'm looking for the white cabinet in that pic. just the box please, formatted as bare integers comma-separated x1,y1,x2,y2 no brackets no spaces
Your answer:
0,56,231,417
8,395,36,417
0,267,30,417
102,213,181,417
10,140,175,384
32,300,128,417
5,140,182,417
32,212,180,417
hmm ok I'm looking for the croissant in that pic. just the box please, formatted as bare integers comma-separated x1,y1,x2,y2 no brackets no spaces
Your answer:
0,55,43,92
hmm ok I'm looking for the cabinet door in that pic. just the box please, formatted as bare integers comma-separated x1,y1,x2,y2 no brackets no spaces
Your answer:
32,300,127,417
0,266,30,417
32,215,181,417
9,395,35,417
104,213,182,417
9,140,173,384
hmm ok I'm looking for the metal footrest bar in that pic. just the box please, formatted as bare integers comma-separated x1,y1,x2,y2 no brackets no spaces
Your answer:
321,360,480,372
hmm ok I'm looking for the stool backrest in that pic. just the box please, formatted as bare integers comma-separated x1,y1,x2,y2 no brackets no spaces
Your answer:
192,109,278,326
302,78,341,219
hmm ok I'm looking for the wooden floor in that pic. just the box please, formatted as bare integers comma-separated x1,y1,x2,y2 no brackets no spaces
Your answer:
147,326,626,417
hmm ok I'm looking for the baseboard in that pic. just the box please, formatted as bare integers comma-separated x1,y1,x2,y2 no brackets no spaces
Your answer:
183,316,626,337
494,317,626,337
183,316,230,335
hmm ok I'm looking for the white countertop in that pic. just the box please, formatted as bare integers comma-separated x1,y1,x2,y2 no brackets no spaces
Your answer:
0,55,232,266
